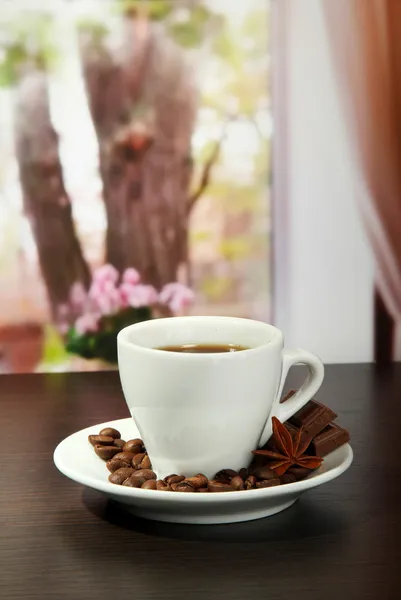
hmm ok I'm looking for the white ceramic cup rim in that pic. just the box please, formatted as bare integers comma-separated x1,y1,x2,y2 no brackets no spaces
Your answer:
117,316,283,359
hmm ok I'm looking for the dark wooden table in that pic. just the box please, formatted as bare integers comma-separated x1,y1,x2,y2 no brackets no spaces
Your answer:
1,365,401,600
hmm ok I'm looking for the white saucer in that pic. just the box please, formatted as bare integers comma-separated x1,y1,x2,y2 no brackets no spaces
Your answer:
54,418,353,525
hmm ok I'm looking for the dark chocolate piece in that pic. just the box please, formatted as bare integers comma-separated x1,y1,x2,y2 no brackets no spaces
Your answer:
280,389,296,403
310,423,350,457
286,466,312,480
289,399,337,439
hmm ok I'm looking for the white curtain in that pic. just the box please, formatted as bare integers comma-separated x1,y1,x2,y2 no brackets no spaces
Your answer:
324,0,401,359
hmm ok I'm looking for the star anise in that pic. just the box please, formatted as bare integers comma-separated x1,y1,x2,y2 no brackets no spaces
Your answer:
252,416,323,476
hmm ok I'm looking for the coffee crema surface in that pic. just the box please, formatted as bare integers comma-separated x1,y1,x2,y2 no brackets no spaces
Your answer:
157,343,250,354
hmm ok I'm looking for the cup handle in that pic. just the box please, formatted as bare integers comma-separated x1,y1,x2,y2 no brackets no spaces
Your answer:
258,348,325,447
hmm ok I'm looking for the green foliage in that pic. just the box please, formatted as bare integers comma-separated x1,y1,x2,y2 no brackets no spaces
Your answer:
242,9,270,56
65,306,152,364
201,275,232,301
204,181,262,214
112,0,174,20
206,7,269,118
0,14,58,87
42,325,70,365
168,5,221,49
111,0,223,48
190,230,211,243
76,18,109,46
219,237,253,261
195,139,220,163
212,28,243,72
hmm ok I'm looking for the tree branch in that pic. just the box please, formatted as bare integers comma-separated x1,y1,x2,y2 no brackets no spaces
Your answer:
187,119,232,214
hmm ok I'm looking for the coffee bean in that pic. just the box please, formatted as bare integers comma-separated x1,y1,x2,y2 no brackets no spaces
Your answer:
123,476,142,488
239,468,249,479
132,469,156,481
250,454,266,468
113,452,136,463
123,439,144,454
214,469,238,483
139,455,152,470
164,474,185,485
256,478,281,488
156,480,171,491
113,439,126,449
132,453,146,468
94,445,121,460
142,479,157,490
231,476,245,490
126,469,155,487
184,474,208,490
250,465,277,480
244,475,257,490
174,481,196,492
88,435,115,447
99,427,121,439
280,473,297,484
198,488,209,493
108,467,135,485
287,466,311,480
208,480,235,493
106,458,132,473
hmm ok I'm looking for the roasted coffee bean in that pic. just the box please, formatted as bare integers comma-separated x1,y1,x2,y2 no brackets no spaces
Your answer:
113,451,136,464
280,472,297,484
214,469,238,483
231,475,245,490
106,458,132,473
174,481,196,492
184,474,208,490
250,465,277,480
287,466,312,480
156,480,171,491
123,439,144,454
239,468,248,479
256,478,281,488
108,467,135,485
139,455,152,470
164,474,185,485
88,435,115,447
94,445,121,460
127,469,156,487
131,469,156,481
208,480,235,492
141,479,157,490
198,488,209,493
123,476,142,488
113,439,126,449
99,427,121,439
132,453,146,468
244,475,257,490
250,454,266,468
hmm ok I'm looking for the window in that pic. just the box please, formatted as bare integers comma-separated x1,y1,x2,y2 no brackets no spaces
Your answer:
0,0,271,372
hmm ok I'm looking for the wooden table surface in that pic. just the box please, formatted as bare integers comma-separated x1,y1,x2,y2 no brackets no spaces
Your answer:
1,365,401,600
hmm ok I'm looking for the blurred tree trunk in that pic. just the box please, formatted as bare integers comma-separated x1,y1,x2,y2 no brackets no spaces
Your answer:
13,71,90,317
79,14,197,288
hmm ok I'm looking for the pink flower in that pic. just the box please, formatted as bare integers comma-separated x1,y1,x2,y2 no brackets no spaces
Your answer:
69,282,87,311
122,267,141,285
119,282,136,308
159,283,194,313
58,322,70,336
89,280,121,315
75,313,99,335
127,284,158,308
93,264,119,286
57,304,69,319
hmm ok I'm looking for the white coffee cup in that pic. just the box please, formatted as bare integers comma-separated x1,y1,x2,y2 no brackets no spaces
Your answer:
117,316,324,479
